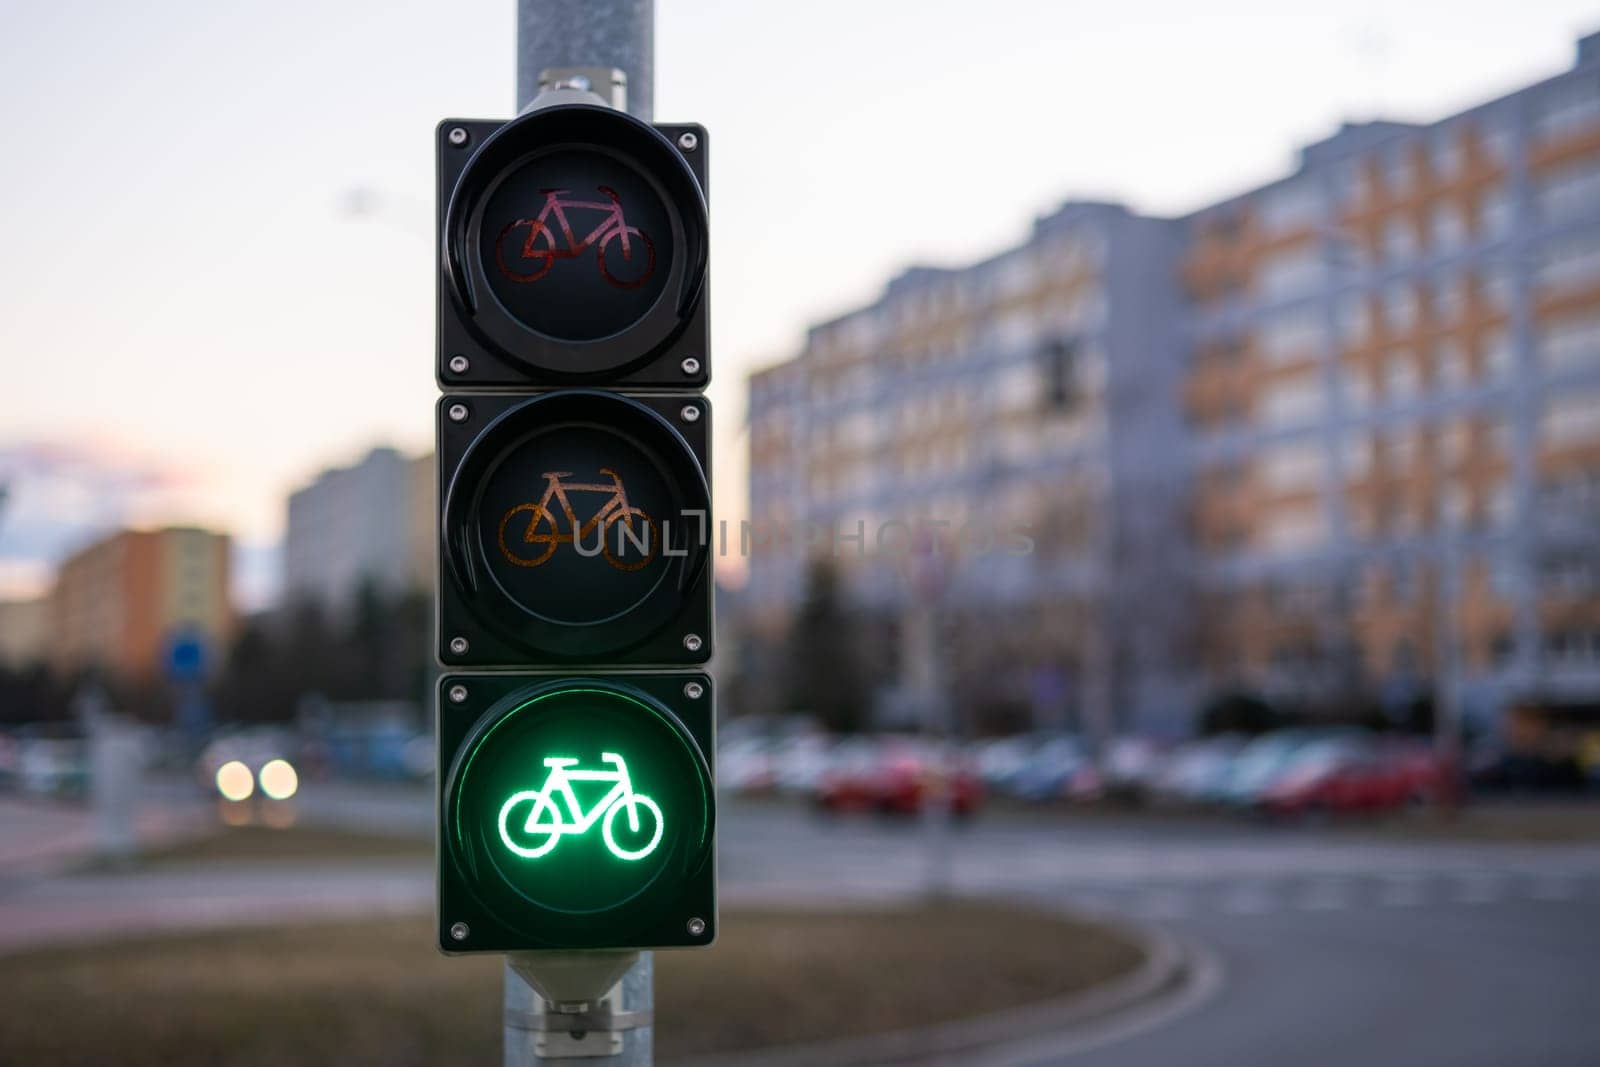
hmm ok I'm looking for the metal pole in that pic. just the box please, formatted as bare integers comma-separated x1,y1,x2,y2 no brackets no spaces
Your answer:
516,0,653,119
507,3,654,1063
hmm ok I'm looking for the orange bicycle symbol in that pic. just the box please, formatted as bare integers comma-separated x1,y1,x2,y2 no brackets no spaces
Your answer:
497,469,659,572
494,186,656,289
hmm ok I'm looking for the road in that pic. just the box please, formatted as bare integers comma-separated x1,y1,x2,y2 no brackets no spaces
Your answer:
3,785,1599,1064
719,805,1600,1067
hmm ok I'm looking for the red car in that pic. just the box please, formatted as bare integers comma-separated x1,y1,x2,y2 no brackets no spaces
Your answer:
1259,738,1411,816
815,741,983,816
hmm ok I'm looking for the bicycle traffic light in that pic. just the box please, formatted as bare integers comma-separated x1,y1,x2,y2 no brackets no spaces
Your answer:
434,100,715,956
437,673,714,950
437,105,708,389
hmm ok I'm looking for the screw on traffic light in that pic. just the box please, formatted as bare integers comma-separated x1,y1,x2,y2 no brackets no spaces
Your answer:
434,94,715,957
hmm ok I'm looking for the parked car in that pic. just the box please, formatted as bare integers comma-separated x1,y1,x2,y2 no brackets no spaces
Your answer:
1102,736,1168,801
1255,732,1457,816
196,728,298,800
1257,736,1393,815
772,733,832,795
1151,735,1246,805
1215,729,1346,807
972,735,1034,794
1008,735,1097,802
18,736,89,798
718,736,777,794
812,737,880,810
815,739,982,816
1380,737,1458,806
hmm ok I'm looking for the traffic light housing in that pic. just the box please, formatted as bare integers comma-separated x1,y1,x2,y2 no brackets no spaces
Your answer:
434,99,715,957
436,389,712,667
436,108,709,389
437,673,715,952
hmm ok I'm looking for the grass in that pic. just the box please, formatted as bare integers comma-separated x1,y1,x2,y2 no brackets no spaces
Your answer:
0,903,1142,1066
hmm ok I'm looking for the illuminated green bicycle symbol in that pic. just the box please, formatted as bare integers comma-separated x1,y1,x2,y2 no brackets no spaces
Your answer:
497,753,664,861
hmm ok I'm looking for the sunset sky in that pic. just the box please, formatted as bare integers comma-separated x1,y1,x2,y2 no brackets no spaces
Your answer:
1,0,1595,606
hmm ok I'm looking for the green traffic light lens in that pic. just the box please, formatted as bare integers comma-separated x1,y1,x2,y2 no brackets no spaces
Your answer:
444,681,713,943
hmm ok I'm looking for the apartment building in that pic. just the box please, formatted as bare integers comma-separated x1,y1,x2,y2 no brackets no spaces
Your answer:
48,527,233,682
0,596,48,668
1186,32,1600,721
283,446,433,616
748,31,1600,733
747,203,1192,730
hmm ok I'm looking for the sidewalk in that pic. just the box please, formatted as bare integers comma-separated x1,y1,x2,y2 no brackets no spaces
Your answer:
0,795,211,879
0,863,433,954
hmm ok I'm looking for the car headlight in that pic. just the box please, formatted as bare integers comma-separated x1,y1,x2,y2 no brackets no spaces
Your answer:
258,758,299,801
215,760,255,802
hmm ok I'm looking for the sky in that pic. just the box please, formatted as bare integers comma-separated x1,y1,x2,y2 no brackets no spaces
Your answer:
0,0,1596,606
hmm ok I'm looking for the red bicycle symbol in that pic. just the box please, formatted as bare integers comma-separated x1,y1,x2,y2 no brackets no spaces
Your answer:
494,186,656,290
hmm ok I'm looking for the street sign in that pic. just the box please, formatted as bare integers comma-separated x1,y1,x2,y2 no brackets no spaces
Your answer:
438,674,714,951
435,99,715,956
164,630,208,683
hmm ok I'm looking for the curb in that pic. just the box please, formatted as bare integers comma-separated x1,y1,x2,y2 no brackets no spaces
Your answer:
674,905,1210,1067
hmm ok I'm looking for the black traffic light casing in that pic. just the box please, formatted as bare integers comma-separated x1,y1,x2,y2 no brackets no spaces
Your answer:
437,672,716,954
436,389,712,668
436,112,709,390
434,101,716,957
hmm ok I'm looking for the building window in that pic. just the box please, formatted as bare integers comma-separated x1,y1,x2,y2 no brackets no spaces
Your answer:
1258,438,1325,493
1343,364,1372,409
1386,427,1421,469
1478,187,1515,235
1260,181,1324,231
1429,202,1467,251
1434,341,1470,390
1538,311,1600,374
1431,273,1469,323
1536,160,1600,222
1539,553,1599,595
1258,308,1324,364
1437,419,1470,464
1384,288,1417,332
1440,482,1470,526
1431,129,1464,176
1258,504,1327,553
1541,391,1600,447
1260,247,1324,299
1384,149,1413,196
1383,217,1417,263
1384,352,1420,404
1479,122,1515,163
1390,563,1417,603
1480,483,1515,529
1537,231,1600,291
1480,266,1516,312
1258,373,1324,427
994,362,1037,412
1338,296,1371,344
1343,433,1375,478
1534,73,1600,139
1479,330,1515,378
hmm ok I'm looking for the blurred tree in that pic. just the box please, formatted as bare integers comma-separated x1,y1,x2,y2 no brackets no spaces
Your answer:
210,587,434,724
0,662,71,724
1197,690,1281,736
786,559,873,733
